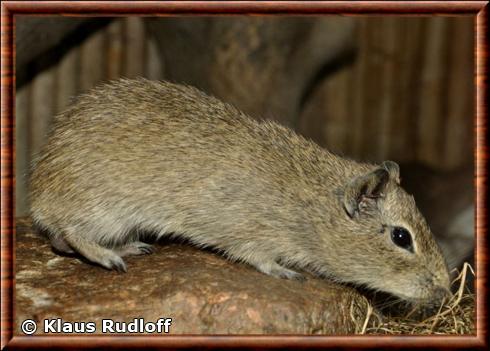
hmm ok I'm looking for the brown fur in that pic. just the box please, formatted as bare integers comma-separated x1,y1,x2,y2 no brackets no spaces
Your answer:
29,78,450,305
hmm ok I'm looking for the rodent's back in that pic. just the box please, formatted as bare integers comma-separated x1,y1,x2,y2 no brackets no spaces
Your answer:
45,78,365,178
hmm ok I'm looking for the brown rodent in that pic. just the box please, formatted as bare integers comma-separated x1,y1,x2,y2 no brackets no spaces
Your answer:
29,78,450,306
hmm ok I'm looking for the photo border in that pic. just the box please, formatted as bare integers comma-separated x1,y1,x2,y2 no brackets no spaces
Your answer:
1,1,487,349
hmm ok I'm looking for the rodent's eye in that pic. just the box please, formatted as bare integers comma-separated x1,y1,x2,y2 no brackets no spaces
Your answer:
391,227,413,252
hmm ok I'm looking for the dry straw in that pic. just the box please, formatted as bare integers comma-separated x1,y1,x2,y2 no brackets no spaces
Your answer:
355,262,475,335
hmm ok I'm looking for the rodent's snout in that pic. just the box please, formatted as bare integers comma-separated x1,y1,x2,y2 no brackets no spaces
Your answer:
415,286,452,318
432,286,452,304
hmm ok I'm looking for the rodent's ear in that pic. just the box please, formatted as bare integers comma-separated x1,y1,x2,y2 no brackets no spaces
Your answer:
381,160,400,184
343,167,390,219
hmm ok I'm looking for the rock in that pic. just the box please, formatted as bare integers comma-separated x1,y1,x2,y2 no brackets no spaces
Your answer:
15,217,369,335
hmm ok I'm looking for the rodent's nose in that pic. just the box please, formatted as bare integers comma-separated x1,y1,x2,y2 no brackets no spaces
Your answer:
433,286,452,304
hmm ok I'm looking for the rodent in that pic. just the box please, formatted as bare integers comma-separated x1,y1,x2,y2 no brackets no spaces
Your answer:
29,78,450,307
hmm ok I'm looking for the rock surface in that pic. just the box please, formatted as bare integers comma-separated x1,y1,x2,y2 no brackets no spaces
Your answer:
15,217,369,335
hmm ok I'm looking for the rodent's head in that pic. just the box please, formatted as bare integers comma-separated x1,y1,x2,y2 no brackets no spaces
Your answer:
334,161,450,307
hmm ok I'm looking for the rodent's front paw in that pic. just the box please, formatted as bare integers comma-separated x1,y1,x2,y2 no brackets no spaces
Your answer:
100,254,127,273
115,241,155,257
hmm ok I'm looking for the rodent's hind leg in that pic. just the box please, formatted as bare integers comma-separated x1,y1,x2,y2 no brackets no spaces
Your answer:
114,241,155,257
62,233,127,272
253,261,305,281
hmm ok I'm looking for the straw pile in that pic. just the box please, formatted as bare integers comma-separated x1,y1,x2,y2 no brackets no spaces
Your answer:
354,262,475,335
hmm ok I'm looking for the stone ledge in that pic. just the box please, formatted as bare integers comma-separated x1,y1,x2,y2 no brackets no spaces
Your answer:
15,217,368,335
